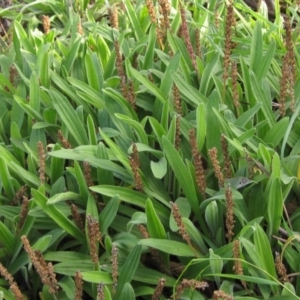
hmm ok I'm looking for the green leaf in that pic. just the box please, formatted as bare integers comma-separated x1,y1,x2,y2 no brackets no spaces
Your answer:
256,41,276,80
87,115,97,146
145,198,167,239
99,196,119,234
206,273,278,285
90,185,147,208
162,136,200,221
266,178,283,237
85,52,102,92
124,0,143,40
50,144,65,184
264,117,289,148
0,157,15,200
250,22,263,74
138,239,201,257
129,66,167,104
143,24,156,70
32,189,85,242
235,103,261,127
115,245,142,299
49,89,89,146
196,103,206,151
81,271,113,284
38,46,50,88
63,38,82,72
121,283,135,300
209,249,223,286
115,113,148,144
67,77,105,108
253,224,277,284
73,161,89,201
0,221,15,254
47,192,81,205
150,157,167,179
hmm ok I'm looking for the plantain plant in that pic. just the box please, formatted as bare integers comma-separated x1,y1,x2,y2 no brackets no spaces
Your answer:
0,0,299,299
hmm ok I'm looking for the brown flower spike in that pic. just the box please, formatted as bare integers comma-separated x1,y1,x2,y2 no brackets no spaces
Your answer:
179,4,198,79
221,134,232,179
170,202,190,244
223,0,235,93
57,130,72,149
209,147,224,187
16,196,29,235
175,279,208,300
21,235,59,294
70,203,84,231
130,143,143,192
152,278,166,300
42,15,50,34
86,215,101,264
37,141,46,185
213,290,233,300
74,270,83,300
0,263,24,299
111,244,119,294
233,239,246,288
189,129,206,198
275,252,289,282
225,185,235,242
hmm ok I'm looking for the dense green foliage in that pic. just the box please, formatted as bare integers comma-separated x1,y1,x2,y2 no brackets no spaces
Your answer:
0,0,300,299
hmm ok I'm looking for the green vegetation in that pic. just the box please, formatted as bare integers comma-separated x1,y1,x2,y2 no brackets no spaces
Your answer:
0,0,300,299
